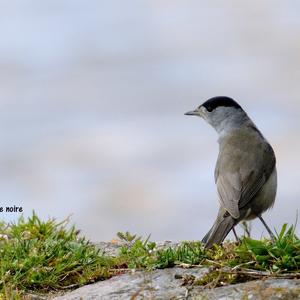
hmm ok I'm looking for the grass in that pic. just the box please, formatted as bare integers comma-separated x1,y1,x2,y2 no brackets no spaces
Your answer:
0,213,300,298
0,213,115,298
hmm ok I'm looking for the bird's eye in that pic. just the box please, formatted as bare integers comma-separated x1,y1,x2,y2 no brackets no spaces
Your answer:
206,105,213,112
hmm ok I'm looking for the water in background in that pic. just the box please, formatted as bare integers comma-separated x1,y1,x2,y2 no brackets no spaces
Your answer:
0,1,300,241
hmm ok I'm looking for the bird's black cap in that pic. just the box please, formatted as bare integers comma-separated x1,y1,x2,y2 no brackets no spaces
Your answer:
201,96,242,112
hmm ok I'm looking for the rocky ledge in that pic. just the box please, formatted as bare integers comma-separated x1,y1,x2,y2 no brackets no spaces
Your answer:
49,242,300,300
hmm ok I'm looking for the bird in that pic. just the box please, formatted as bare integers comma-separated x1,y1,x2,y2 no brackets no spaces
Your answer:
185,96,277,249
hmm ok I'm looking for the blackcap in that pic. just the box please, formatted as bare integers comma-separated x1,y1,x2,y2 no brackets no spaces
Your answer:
185,96,277,248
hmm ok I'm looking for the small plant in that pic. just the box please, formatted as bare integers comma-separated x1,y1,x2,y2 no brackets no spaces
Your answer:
118,233,157,269
189,223,300,288
117,231,140,243
118,239,207,270
236,223,300,271
0,212,115,297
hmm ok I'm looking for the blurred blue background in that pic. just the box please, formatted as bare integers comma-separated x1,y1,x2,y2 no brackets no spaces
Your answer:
1,1,300,241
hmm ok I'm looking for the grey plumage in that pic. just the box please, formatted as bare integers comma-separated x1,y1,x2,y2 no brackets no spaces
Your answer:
185,96,277,248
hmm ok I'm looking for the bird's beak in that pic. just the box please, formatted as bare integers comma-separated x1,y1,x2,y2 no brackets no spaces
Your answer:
184,109,199,116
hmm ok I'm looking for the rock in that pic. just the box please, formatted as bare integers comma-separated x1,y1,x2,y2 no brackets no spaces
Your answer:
191,279,300,299
52,267,208,300
49,242,300,299
52,269,300,300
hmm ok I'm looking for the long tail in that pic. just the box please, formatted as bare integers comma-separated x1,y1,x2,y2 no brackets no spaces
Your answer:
202,210,236,249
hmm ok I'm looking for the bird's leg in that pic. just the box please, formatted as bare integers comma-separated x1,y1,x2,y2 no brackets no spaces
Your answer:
258,215,275,241
232,227,240,243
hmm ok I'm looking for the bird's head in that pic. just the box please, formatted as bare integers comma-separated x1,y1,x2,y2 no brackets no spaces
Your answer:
185,96,248,134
